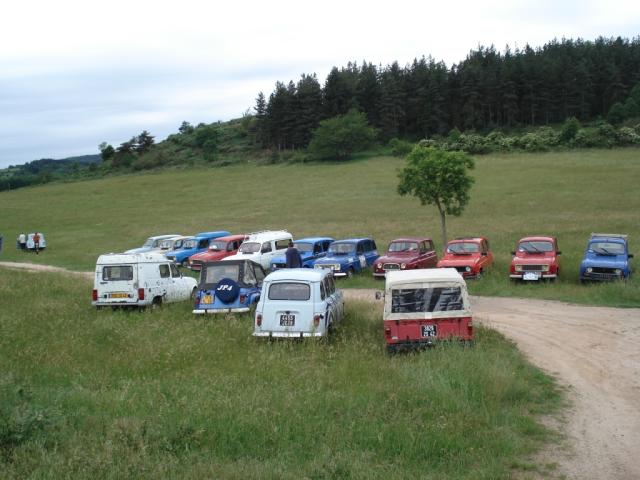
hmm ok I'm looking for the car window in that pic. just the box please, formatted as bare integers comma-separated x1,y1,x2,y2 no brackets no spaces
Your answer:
244,264,257,284
275,239,289,250
371,240,377,251
323,276,334,295
357,243,364,254
261,242,272,253
159,264,170,278
199,239,208,248
320,282,326,300
254,265,265,283
314,243,322,254
269,282,310,301
482,241,488,254
322,240,332,251
103,265,133,281
392,287,464,313
327,275,336,294
170,263,180,278
485,240,490,252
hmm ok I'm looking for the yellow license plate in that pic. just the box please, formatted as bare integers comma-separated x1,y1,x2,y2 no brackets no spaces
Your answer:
110,293,129,298
202,294,213,304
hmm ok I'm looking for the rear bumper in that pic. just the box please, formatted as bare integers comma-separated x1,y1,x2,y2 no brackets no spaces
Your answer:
193,307,249,314
253,331,324,338
510,273,556,279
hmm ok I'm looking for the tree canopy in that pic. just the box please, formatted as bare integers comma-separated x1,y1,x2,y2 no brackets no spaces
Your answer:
307,109,377,160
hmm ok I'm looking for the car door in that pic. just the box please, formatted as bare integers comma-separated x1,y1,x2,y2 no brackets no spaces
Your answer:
158,263,173,301
327,274,343,322
422,240,438,267
364,240,378,266
170,263,188,301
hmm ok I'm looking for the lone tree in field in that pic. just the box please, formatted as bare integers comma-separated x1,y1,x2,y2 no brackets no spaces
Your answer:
397,146,475,249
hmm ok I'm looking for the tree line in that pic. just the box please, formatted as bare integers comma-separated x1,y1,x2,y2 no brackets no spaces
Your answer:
254,36,640,149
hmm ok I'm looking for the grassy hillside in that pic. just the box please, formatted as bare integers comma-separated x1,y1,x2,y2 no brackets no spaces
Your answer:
0,148,638,306
0,269,561,478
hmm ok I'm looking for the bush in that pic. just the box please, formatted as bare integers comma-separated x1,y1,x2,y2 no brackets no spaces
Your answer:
388,138,414,157
617,127,640,145
560,117,581,142
308,109,377,161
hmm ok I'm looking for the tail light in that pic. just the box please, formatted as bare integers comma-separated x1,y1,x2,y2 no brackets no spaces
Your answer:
92,289,98,301
239,294,246,304
256,314,262,327
313,314,322,327
138,288,145,301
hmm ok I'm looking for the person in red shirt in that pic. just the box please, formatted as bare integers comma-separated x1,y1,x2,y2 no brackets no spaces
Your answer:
33,232,41,254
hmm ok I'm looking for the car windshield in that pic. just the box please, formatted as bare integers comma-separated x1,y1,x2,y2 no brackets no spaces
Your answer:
159,239,173,249
172,239,185,249
268,282,310,301
294,242,314,253
328,243,355,255
204,264,240,284
590,242,625,255
142,237,155,248
447,242,479,254
103,265,133,281
391,287,464,313
518,241,553,253
239,242,261,254
209,240,227,251
388,241,419,252
183,239,198,249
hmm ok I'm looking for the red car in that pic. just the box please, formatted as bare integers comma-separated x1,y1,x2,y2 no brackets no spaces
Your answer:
187,234,246,271
373,237,438,278
437,237,493,279
509,236,561,281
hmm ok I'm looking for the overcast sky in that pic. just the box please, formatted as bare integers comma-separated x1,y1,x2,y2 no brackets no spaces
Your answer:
1,0,638,168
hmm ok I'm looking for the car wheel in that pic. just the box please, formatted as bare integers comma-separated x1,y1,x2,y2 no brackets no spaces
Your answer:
181,259,189,267
151,297,163,309
190,287,198,301
477,269,483,279
346,267,354,278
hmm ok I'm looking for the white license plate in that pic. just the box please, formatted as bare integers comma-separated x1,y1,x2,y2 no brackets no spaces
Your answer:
421,324,437,337
523,272,540,281
280,314,295,326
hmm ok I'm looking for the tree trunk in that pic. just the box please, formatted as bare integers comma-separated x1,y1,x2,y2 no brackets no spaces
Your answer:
438,204,447,253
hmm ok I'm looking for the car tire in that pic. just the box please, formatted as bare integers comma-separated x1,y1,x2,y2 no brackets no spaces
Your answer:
181,259,189,267
346,267,354,278
151,297,163,309
190,287,198,301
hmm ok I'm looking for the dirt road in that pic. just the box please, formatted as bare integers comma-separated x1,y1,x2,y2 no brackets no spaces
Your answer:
345,289,640,480
2,263,639,478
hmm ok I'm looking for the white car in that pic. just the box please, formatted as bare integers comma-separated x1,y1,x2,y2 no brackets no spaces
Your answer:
92,252,197,308
253,268,344,338
124,234,182,254
224,230,292,270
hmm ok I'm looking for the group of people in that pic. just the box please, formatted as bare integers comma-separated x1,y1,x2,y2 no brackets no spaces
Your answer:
17,232,42,254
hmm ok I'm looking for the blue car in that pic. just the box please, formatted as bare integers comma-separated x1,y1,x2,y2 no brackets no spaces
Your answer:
314,238,379,277
579,233,633,282
166,230,230,266
193,259,267,314
269,237,334,270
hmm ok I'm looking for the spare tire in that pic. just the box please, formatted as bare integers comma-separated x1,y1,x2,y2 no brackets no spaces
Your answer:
215,278,240,304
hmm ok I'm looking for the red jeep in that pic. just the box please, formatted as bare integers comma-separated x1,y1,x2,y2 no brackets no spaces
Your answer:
437,237,493,279
373,237,438,278
187,234,246,271
509,236,561,281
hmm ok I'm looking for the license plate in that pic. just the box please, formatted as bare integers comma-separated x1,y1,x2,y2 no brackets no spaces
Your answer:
202,294,213,304
523,272,540,281
280,314,295,326
421,324,437,337
110,292,128,298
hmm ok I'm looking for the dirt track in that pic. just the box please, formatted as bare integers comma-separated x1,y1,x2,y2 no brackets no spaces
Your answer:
2,262,639,479
345,289,640,480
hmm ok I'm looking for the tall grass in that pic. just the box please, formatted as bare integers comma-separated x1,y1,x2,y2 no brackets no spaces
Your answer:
0,269,561,478
0,148,638,306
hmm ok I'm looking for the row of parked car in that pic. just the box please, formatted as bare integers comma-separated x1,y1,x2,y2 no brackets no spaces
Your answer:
123,230,634,283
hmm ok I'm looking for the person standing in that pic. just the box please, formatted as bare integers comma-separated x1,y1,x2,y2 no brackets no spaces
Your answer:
18,232,26,250
33,232,41,254
285,240,302,268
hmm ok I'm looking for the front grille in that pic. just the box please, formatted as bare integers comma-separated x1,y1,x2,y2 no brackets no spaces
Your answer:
592,267,616,274
588,272,620,280
522,265,544,271
454,266,468,273
383,263,400,270
316,264,338,270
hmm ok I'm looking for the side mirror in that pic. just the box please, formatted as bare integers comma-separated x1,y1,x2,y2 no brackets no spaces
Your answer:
510,251,516,256
375,291,382,300
557,251,562,255
481,252,488,256
628,253,634,258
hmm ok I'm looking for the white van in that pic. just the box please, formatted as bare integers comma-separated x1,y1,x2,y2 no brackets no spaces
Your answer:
92,253,197,308
224,230,293,270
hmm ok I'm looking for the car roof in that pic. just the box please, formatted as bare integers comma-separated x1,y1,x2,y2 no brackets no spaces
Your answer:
332,238,372,244
265,268,328,282
203,258,263,269
589,233,627,243
245,230,291,242
212,234,247,242
518,236,555,242
386,268,464,285
194,230,231,238
389,237,432,243
449,237,485,243
295,237,334,243
97,252,170,264
148,234,181,241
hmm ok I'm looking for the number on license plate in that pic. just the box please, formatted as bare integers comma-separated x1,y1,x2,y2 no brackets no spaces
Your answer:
280,314,295,326
202,294,213,304
421,324,437,337
110,292,128,298
523,272,540,281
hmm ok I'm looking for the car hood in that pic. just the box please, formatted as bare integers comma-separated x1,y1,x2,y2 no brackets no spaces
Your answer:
124,246,153,254
271,251,315,263
437,256,480,267
224,252,260,262
512,255,555,265
316,254,352,264
168,247,200,258
376,253,419,264
581,253,627,269
191,250,230,262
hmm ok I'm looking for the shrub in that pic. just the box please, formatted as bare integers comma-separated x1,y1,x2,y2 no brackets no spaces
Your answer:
559,117,581,142
617,127,640,145
308,109,377,161
388,138,414,157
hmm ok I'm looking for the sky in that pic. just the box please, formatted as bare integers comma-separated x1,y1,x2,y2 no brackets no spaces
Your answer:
1,0,639,168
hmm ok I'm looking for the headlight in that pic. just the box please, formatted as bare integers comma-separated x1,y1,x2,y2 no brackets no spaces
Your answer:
465,266,471,272
400,263,406,269
615,269,622,275
542,265,550,272
586,267,592,274
515,265,522,272
377,263,382,269
334,265,341,271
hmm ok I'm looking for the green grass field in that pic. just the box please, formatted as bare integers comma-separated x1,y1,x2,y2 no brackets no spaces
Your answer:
0,148,638,306
0,269,561,478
